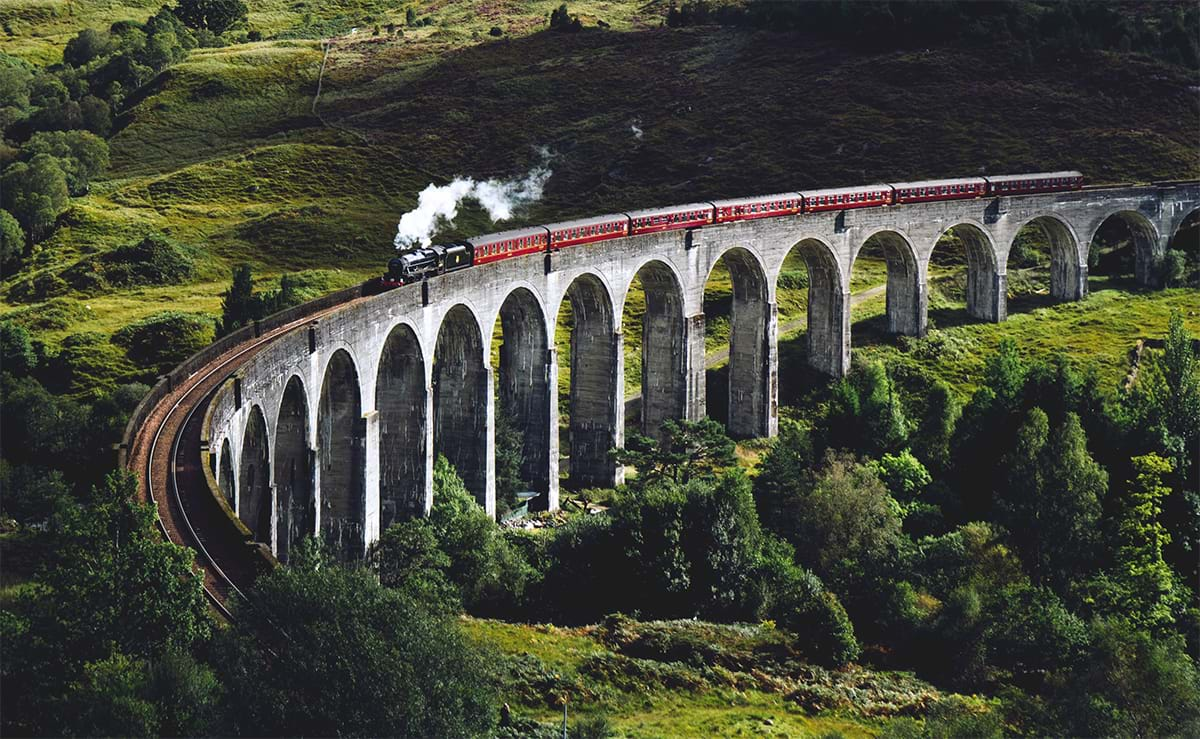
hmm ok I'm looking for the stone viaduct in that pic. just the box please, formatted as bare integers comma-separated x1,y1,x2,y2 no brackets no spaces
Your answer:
204,183,1199,563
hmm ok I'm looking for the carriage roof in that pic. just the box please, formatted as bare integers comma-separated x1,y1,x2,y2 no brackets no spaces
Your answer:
468,225,550,246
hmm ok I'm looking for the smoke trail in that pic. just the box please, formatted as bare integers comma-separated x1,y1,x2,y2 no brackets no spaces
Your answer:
393,149,553,249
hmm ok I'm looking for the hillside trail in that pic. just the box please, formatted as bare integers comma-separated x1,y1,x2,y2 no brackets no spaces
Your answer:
623,282,887,407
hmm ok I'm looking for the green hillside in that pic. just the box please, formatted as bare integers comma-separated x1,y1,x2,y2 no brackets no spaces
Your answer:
1,1,1196,397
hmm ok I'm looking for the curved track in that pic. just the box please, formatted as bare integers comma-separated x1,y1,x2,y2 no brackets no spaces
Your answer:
126,301,363,616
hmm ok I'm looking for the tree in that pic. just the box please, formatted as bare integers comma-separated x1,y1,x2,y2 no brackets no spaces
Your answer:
427,456,531,613
998,410,1105,590
213,550,497,737
0,320,37,376
1,471,211,736
0,154,69,245
984,337,1027,414
859,362,908,455
872,450,931,502
753,419,814,526
911,379,959,472
1054,619,1200,738
611,417,736,487
493,402,526,513
79,94,113,136
1085,454,1184,631
1159,310,1200,477
173,0,248,36
786,451,904,593
218,263,256,334
367,518,460,613
22,130,110,195
684,472,763,619
63,28,114,67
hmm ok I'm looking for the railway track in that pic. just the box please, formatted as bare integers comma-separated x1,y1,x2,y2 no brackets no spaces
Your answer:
126,301,363,618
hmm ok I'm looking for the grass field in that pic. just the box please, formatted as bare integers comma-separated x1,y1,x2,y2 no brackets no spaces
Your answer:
2,1,1197,397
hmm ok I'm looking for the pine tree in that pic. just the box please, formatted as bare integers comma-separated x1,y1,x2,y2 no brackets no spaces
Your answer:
219,264,256,335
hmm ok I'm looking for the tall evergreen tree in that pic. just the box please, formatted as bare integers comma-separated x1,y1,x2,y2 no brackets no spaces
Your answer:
219,263,256,335
999,410,1105,590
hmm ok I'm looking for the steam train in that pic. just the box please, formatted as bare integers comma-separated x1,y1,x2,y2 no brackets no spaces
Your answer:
382,171,1083,286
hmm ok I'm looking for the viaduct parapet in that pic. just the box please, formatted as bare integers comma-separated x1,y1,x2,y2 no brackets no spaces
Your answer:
200,183,1199,563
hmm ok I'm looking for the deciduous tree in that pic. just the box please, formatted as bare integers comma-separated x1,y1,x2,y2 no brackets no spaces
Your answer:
0,154,69,245
173,0,248,36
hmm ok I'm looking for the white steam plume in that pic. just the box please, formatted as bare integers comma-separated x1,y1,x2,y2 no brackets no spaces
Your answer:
393,149,553,249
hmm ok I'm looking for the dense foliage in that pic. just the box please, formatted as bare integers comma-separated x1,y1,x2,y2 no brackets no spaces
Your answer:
1,472,213,737
215,540,497,737
0,5,235,268
745,314,1200,733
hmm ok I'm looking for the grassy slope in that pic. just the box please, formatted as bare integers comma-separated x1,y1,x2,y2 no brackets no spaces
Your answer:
467,617,939,738
1,0,1197,398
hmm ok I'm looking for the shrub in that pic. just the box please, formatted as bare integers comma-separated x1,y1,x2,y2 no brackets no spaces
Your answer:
550,4,583,32
768,561,860,666
111,311,215,373
777,268,809,290
64,234,197,292
428,456,533,614
44,331,138,394
214,553,497,737
7,271,70,303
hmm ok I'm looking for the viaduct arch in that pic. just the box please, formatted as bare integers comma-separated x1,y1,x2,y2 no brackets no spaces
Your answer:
197,182,1198,562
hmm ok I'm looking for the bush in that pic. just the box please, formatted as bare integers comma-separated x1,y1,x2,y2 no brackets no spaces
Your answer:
550,4,583,32
64,234,197,290
428,456,533,614
43,331,137,394
777,268,809,290
7,271,70,303
111,311,215,373
766,554,860,666
214,551,497,737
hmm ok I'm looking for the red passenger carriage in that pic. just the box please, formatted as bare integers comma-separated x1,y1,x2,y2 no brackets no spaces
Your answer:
627,203,714,235
890,178,988,204
801,185,893,212
547,214,630,250
469,226,550,265
712,193,802,223
985,171,1084,196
